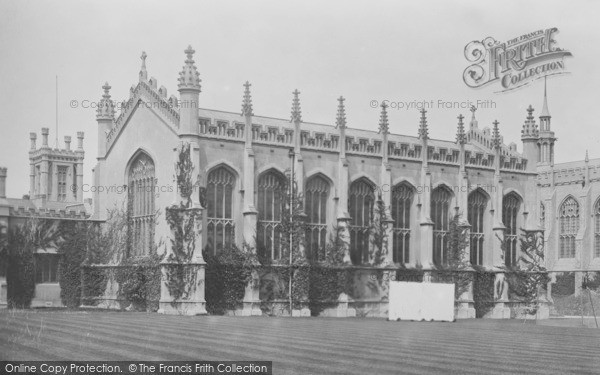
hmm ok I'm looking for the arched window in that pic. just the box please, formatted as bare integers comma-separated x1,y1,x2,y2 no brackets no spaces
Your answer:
257,170,286,260
432,186,452,266
128,152,155,257
468,190,487,266
349,178,375,265
305,175,329,262
392,183,413,264
206,166,235,256
540,202,545,229
559,197,579,259
503,193,521,267
595,199,600,258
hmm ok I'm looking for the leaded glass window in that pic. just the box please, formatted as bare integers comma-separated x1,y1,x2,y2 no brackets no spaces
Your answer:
392,183,413,264
432,186,452,266
127,152,155,257
349,178,375,265
559,197,579,259
206,166,235,256
503,193,520,267
257,170,286,260
469,190,487,266
305,175,329,262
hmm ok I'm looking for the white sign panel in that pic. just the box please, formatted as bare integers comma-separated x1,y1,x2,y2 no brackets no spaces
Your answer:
389,282,455,322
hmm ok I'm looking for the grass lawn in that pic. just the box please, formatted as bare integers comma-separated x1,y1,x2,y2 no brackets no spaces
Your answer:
1,309,599,375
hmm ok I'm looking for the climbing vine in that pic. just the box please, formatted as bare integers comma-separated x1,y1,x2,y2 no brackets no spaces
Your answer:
431,213,471,299
506,229,549,316
163,142,202,304
203,244,254,314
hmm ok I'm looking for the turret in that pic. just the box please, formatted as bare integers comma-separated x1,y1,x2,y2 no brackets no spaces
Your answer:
178,45,201,136
96,82,115,157
538,77,556,166
521,105,539,172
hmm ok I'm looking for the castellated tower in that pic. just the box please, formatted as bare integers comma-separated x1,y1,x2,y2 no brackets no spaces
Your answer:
29,128,84,205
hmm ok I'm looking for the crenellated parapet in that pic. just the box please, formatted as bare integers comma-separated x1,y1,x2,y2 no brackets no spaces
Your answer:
8,205,89,219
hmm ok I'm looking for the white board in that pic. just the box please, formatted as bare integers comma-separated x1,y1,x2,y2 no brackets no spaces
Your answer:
389,281,455,322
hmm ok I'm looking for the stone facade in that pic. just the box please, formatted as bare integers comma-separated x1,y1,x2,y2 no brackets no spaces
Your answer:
90,46,552,317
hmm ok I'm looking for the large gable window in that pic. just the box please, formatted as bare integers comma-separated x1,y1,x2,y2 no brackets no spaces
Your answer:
128,152,155,257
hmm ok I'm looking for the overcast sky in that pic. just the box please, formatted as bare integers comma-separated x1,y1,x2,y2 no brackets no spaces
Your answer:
0,0,598,199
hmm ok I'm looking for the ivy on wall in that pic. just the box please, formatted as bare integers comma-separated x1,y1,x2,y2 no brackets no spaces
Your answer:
431,214,471,299
203,244,254,315
163,142,202,304
506,229,549,315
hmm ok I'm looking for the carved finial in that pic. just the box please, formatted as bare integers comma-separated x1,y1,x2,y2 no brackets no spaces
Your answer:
585,150,589,163
178,45,201,91
378,102,389,134
456,114,466,145
241,81,253,116
96,82,115,121
492,120,501,150
521,104,539,138
335,96,346,129
418,108,429,140
139,51,148,82
291,89,302,123
469,105,478,128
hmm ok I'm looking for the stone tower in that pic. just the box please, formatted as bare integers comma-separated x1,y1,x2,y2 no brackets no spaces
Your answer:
29,128,84,205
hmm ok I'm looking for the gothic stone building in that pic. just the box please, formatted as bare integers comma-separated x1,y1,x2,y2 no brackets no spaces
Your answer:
0,130,90,307
89,46,553,318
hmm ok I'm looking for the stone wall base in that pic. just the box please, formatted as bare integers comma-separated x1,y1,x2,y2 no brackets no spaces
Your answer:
490,302,511,319
158,300,207,316
455,303,476,319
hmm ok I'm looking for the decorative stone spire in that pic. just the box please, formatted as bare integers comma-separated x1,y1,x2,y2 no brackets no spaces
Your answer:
241,81,253,116
139,51,148,82
178,45,201,91
521,105,539,139
291,89,302,123
492,120,501,150
378,102,389,134
585,150,589,163
456,114,466,145
96,82,115,121
469,105,478,129
540,76,551,119
335,96,346,129
418,108,429,140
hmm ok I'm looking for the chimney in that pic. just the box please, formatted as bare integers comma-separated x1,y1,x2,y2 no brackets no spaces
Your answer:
30,132,37,150
64,136,72,151
41,127,49,147
77,132,84,149
0,167,7,199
